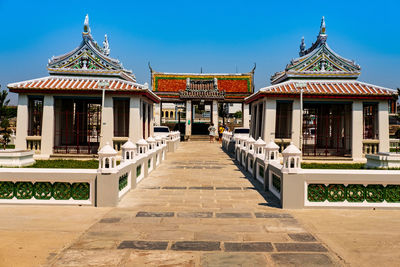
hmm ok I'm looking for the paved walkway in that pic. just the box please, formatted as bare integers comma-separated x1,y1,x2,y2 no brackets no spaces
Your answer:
47,142,342,266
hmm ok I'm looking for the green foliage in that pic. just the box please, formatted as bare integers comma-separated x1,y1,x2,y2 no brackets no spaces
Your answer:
233,111,242,119
0,118,11,148
26,160,99,169
301,163,365,169
0,87,10,119
4,106,17,118
0,88,12,149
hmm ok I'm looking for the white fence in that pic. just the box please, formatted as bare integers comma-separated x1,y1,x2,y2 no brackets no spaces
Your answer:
0,135,180,207
223,132,400,209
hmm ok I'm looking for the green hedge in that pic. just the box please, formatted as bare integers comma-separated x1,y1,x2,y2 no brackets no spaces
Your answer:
301,163,365,169
26,160,99,169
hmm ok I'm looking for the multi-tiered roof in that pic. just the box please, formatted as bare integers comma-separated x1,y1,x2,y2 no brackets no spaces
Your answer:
8,15,159,102
270,17,361,84
151,68,255,101
246,17,396,103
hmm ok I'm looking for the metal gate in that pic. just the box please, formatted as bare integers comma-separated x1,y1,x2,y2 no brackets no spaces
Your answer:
302,104,352,157
54,103,101,154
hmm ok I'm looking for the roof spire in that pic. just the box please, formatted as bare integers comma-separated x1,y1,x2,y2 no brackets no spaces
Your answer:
299,36,306,56
83,14,90,34
103,34,110,56
319,16,326,35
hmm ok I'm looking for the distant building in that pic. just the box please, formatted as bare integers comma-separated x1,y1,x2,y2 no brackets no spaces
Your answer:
151,70,254,136
8,16,159,158
246,17,397,160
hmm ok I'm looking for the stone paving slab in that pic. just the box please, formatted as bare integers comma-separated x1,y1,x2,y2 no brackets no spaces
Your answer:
118,240,169,250
224,242,273,252
171,241,221,251
201,252,268,267
44,142,343,266
271,253,336,266
275,242,328,252
136,211,174,217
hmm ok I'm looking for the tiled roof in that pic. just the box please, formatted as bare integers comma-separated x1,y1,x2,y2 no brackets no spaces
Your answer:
245,80,395,103
8,76,160,102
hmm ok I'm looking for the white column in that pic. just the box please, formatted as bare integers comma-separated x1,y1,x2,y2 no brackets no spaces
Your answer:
100,95,114,147
185,100,192,136
262,98,276,142
143,101,150,139
212,100,218,126
254,103,260,138
129,97,141,142
15,94,28,150
242,103,250,128
291,99,301,148
149,103,154,137
154,103,161,126
250,104,256,137
260,101,266,139
378,100,389,152
40,95,54,157
352,101,363,160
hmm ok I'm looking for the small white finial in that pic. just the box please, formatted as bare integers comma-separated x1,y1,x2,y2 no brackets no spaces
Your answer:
320,16,326,35
299,36,306,55
83,14,90,33
103,34,110,56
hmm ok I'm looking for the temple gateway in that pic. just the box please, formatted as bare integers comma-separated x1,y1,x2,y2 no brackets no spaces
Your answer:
8,16,159,158
151,69,254,138
246,17,397,160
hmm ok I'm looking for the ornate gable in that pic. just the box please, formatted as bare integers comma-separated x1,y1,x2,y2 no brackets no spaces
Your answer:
47,15,135,82
271,17,361,84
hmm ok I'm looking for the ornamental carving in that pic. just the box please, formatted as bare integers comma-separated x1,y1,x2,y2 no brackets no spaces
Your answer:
179,78,226,100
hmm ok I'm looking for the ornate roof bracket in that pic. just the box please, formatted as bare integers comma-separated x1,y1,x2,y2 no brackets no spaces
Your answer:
180,77,225,100
179,89,226,100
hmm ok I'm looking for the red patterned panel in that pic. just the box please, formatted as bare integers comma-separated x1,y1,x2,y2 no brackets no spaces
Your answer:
218,79,250,93
156,78,186,92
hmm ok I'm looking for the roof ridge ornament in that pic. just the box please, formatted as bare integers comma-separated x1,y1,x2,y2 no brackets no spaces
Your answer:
103,34,110,56
318,16,327,44
299,36,306,56
83,14,90,34
320,16,326,35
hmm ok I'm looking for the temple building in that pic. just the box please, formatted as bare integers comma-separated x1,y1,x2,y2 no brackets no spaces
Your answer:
246,17,397,160
8,15,159,158
151,69,254,137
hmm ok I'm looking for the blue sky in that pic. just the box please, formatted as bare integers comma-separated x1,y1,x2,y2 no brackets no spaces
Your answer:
0,0,399,105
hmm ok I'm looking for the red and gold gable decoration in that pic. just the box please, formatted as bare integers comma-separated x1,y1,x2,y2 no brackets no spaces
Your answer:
152,74,252,93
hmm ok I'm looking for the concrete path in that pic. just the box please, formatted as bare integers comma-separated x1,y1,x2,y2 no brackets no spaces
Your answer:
47,142,342,266
2,141,400,266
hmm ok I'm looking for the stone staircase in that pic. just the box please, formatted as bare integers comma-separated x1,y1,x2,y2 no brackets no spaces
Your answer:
189,135,210,141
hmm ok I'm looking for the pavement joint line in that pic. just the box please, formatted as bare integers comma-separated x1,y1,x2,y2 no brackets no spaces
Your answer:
274,242,328,252
137,186,258,191
136,211,175,217
115,240,330,253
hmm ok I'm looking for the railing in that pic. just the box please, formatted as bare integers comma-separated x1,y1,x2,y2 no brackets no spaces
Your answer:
0,135,176,207
363,139,379,154
0,169,96,205
26,136,41,153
